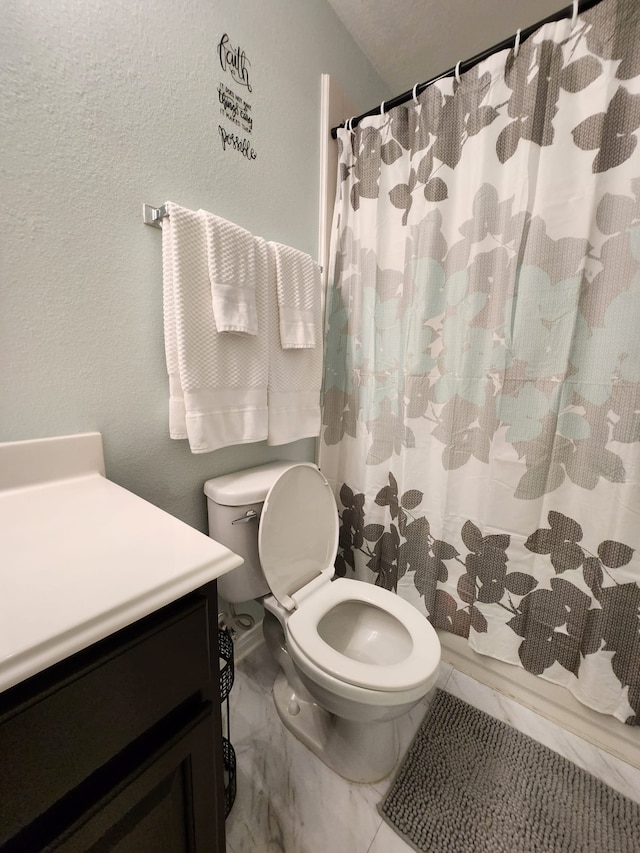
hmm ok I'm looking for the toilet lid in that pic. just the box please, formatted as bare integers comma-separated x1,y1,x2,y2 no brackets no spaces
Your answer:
258,464,338,608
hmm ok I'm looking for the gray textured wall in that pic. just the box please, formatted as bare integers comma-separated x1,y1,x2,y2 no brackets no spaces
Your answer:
1,0,387,531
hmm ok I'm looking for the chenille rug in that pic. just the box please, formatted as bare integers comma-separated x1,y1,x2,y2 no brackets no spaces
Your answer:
380,690,640,853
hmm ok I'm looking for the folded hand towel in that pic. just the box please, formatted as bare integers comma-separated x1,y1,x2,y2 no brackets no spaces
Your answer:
201,210,258,334
162,202,268,453
264,239,323,445
269,241,320,348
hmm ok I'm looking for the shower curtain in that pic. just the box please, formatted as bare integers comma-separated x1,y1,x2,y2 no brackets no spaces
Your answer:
320,0,640,725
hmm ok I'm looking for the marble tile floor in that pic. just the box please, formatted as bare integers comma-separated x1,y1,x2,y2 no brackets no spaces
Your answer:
224,642,640,853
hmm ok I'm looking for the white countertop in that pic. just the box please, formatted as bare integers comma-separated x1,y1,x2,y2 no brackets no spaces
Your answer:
0,433,243,693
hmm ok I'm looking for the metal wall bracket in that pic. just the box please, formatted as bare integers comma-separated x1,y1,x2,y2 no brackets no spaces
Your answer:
142,203,169,228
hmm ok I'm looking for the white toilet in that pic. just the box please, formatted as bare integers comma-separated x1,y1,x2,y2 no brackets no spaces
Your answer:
204,461,441,783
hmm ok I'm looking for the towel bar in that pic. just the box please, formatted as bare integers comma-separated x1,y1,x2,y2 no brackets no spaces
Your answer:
143,203,169,228
142,202,323,272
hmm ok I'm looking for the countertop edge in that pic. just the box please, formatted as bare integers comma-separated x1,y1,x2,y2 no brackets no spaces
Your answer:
0,550,243,695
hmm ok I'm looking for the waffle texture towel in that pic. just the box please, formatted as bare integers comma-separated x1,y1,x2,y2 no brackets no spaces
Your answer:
269,241,320,348
162,202,268,452
201,210,258,335
264,239,322,444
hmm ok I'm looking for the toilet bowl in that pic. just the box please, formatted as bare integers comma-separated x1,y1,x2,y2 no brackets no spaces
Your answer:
204,462,441,783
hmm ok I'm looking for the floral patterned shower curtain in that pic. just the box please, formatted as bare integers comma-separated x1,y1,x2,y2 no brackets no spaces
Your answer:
320,0,640,725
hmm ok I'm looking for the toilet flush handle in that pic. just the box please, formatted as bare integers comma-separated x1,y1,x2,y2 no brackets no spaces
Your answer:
231,509,258,525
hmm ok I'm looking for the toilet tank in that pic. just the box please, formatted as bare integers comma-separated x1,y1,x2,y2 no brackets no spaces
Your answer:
204,461,300,604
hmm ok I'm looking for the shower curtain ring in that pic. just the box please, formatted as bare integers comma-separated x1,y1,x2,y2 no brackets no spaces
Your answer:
380,100,386,115
412,82,420,104
514,28,521,57
455,60,462,84
347,116,356,136
571,0,579,28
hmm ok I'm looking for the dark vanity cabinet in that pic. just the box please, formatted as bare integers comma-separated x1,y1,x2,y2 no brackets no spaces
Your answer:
0,585,226,851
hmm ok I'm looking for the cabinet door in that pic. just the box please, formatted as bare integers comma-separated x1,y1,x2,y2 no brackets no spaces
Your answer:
0,595,212,847
52,703,219,853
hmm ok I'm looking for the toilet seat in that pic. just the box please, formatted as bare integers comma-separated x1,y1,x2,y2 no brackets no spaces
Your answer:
286,578,440,692
258,464,440,694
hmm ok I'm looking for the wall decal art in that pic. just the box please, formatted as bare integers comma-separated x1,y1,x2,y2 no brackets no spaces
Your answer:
216,32,256,161
218,125,257,160
218,83,253,134
217,33,252,92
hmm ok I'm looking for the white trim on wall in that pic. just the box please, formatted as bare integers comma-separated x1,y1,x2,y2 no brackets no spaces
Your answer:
317,74,358,289
316,74,359,467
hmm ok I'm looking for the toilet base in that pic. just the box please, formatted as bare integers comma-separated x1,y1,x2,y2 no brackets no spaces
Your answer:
272,673,399,784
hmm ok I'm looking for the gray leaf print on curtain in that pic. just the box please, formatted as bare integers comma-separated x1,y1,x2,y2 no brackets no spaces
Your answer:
355,66,502,214
583,0,640,79
335,483,640,724
350,126,383,210
497,36,604,164
321,0,640,726
572,86,640,171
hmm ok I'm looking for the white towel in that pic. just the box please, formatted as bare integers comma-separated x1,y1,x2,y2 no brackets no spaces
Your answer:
200,210,258,335
162,202,268,453
269,241,320,348
264,238,323,445
161,203,187,440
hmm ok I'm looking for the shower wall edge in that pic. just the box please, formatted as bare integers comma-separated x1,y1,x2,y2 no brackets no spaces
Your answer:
439,630,640,770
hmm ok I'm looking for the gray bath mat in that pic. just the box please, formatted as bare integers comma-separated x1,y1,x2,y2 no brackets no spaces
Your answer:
380,690,640,853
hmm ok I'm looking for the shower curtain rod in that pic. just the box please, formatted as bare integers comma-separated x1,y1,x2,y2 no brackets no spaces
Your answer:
330,0,603,139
